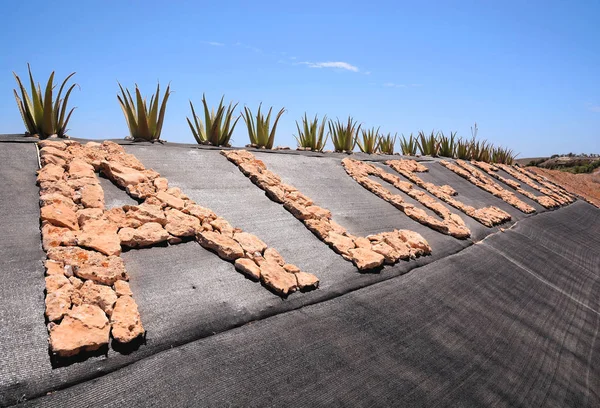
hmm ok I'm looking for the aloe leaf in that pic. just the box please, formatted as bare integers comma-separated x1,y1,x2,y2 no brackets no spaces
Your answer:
118,95,136,137
267,107,284,149
27,65,44,133
59,107,76,136
57,83,77,136
13,89,35,133
155,83,170,141
187,117,202,144
53,72,75,129
134,86,150,139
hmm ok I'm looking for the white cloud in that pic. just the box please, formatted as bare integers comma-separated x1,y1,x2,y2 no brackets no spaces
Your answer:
203,41,225,46
384,82,406,88
299,61,359,72
384,82,423,88
589,105,600,113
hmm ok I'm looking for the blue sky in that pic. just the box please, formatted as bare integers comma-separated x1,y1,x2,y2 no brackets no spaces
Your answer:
1,0,598,157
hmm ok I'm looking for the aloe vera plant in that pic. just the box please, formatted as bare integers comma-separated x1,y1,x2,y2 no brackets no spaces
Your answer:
241,104,285,149
492,146,518,165
417,130,439,156
357,127,381,154
438,131,456,158
117,82,171,141
400,133,418,156
187,95,240,146
454,137,470,159
294,113,329,151
329,116,360,152
13,64,78,138
470,138,491,162
379,132,397,155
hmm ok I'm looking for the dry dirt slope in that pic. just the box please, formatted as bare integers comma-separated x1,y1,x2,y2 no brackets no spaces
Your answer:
528,167,600,208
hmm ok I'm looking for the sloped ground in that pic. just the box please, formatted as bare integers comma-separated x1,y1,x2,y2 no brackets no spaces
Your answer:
0,136,598,407
528,166,600,208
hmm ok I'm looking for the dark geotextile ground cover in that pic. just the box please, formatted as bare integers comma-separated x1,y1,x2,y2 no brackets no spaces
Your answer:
0,137,597,407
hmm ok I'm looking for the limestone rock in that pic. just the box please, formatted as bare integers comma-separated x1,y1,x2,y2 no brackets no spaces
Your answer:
209,217,234,237
37,164,65,184
100,160,148,188
110,296,144,343
304,218,332,240
80,183,105,209
283,263,300,274
45,260,65,276
153,177,168,191
78,218,121,256
183,203,217,222
295,271,320,290
38,140,67,150
106,152,146,171
119,222,170,248
69,276,84,289
348,247,385,270
324,232,356,256
353,237,371,248
114,280,133,297
45,274,70,293
49,304,110,357
40,146,72,162
155,191,185,210
264,247,285,266
259,261,298,296
197,231,244,261
233,232,267,255
125,204,167,226
264,185,286,203
104,207,128,228
41,222,78,250
45,281,74,322
371,242,402,264
76,208,104,227
305,205,332,220
126,182,156,199
47,247,128,285
40,193,77,212
40,202,79,230
165,209,201,237
68,159,96,179
234,258,261,280
39,180,74,200
77,280,118,316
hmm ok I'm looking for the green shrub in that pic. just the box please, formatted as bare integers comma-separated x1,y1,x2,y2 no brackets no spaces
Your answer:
454,137,470,159
417,130,439,156
117,82,171,142
13,64,78,139
491,146,518,165
379,132,397,155
187,95,240,146
294,113,329,152
357,127,381,154
241,104,285,149
469,138,491,162
329,116,360,152
400,133,418,156
438,131,456,157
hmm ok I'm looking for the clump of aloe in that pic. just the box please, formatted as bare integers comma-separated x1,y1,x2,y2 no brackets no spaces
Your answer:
241,104,285,149
13,64,78,139
330,116,360,153
187,94,240,147
117,82,171,142
295,113,329,152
